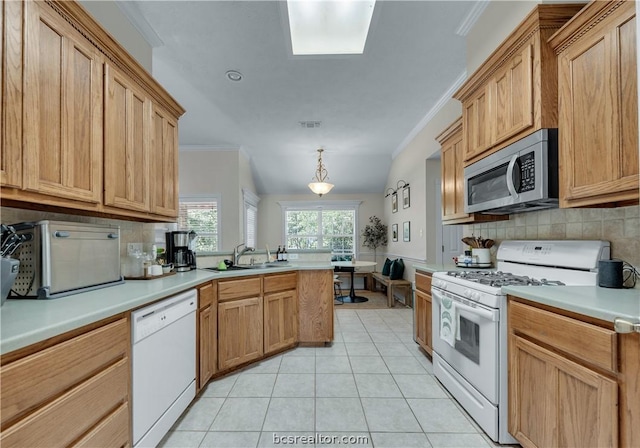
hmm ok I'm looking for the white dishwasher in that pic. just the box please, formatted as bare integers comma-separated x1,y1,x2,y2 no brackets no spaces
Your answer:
132,289,197,448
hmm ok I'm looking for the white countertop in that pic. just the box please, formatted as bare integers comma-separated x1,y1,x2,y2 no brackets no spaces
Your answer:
0,262,332,355
503,285,640,323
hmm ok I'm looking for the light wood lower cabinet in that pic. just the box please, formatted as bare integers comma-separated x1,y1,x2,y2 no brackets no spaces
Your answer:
508,298,623,448
0,316,130,447
264,290,297,354
197,281,217,391
297,270,333,344
218,296,264,371
414,272,432,355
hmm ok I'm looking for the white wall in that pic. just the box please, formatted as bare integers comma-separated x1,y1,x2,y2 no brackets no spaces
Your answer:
79,0,152,71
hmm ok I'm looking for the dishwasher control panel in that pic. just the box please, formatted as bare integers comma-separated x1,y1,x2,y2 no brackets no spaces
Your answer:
131,289,197,344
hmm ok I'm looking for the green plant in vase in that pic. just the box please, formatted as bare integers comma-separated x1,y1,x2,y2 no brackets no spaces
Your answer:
361,216,388,272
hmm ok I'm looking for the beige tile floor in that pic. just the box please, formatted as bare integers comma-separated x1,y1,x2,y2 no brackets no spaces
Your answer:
158,308,503,448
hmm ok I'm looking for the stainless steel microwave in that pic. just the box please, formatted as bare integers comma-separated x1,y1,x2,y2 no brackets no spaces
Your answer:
464,129,559,214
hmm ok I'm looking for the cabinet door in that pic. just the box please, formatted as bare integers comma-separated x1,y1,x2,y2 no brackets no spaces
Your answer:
298,270,333,343
104,63,151,212
509,335,618,448
22,0,103,203
492,43,534,145
414,290,432,355
151,103,179,218
558,6,638,207
198,305,215,389
218,297,263,370
1,0,22,188
441,130,467,221
264,290,297,354
463,84,491,162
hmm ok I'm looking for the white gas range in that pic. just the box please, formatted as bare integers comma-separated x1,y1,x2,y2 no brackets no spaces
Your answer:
431,240,610,444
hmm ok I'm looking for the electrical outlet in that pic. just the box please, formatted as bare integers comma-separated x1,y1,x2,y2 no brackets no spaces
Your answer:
288,253,299,260
127,242,143,255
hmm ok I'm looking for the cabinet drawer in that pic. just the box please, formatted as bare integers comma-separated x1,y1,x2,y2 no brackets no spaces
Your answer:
264,273,297,293
1,357,128,447
509,300,616,372
73,402,129,448
1,318,128,426
415,272,432,294
218,276,261,301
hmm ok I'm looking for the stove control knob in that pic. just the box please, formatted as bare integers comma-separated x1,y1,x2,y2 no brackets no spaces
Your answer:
463,289,472,298
471,291,481,301
434,280,446,289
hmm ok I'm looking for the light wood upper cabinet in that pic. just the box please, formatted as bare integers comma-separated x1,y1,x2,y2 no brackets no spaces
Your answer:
1,0,22,188
550,0,638,208
437,118,508,225
104,63,151,212
22,0,103,203
151,103,179,218
454,4,583,165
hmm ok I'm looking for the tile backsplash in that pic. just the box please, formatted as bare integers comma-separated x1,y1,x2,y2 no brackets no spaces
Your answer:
464,205,640,268
0,207,170,257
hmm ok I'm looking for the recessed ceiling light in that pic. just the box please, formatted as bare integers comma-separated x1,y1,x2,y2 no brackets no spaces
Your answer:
287,0,376,55
226,70,243,82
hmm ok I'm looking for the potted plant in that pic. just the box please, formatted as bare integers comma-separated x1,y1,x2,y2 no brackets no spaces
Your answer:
361,216,388,271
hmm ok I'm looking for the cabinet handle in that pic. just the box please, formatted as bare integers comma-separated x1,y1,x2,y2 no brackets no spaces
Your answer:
614,318,640,334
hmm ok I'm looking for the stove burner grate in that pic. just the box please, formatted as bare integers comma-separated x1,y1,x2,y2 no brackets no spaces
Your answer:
444,270,565,287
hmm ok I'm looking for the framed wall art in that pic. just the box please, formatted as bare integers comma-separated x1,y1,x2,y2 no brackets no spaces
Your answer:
391,192,398,213
402,186,410,209
392,224,398,242
403,221,410,242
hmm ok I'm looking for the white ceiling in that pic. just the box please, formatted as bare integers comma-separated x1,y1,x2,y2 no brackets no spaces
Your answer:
122,1,478,195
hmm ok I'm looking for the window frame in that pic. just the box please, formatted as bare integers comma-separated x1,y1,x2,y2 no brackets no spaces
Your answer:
178,194,221,254
278,200,361,256
243,189,260,249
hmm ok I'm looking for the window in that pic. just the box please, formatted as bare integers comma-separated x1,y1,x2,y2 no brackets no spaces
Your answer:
178,195,220,253
243,189,260,248
280,201,361,257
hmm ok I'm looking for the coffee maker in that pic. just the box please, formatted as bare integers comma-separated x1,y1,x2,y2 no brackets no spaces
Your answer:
166,231,197,272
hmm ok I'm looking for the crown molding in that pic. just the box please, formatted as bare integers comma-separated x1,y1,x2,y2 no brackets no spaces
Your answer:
392,70,467,159
455,0,490,37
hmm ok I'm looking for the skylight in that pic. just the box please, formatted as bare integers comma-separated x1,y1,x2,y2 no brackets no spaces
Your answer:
287,0,376,55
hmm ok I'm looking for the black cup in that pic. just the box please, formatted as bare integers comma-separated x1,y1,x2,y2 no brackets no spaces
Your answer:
598,260,623,288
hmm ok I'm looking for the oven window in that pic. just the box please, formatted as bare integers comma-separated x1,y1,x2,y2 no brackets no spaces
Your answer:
468,163,510,205
455,315,480,364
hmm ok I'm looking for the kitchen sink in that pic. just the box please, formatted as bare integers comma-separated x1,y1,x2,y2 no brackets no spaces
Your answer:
203,262,290,272
202,266,251,272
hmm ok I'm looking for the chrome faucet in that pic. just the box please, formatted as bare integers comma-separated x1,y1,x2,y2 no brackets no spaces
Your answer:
233,243,254,266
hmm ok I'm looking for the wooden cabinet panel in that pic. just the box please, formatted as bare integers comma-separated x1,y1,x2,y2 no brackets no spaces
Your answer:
492,42,534,145
218,297,263,370
104,63,151,212
264,272,297,294
1,318,128,427
198,279,217,390
297,270,333,344
22,0,103,203
552,0,638,207
151,103,179,218
414,272,433,355
264,290,297,354
437,118,508,225
463,85,491,161
72,402,129,448
509,300,616,372
0,0,22,188
219,276,262,301
1,358,128,448
509,335,618,448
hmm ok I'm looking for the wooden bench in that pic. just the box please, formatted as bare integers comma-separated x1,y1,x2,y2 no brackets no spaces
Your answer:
334,271,373,291
371,272,412,307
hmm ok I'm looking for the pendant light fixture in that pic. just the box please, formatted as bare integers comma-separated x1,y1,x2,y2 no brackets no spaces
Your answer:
308,148,334,196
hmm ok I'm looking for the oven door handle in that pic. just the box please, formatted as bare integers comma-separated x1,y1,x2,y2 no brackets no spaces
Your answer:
506,154,519,199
